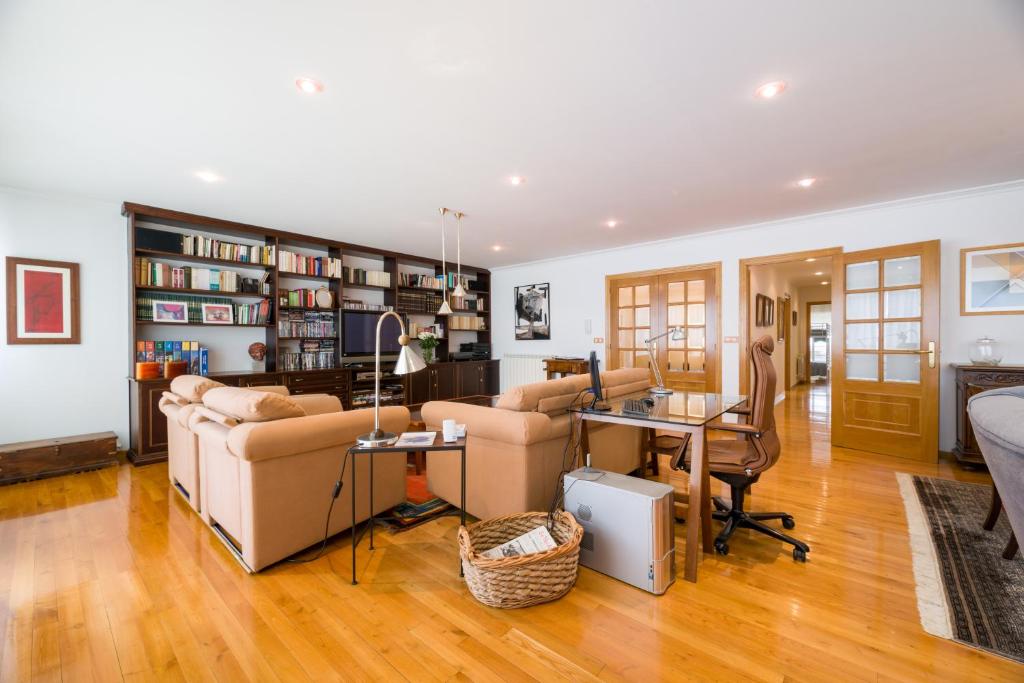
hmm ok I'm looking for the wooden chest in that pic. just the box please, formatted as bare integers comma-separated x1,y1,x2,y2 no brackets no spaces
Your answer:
0,431,120,485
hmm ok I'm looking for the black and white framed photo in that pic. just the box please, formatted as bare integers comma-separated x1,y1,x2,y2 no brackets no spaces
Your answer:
514,282,550,340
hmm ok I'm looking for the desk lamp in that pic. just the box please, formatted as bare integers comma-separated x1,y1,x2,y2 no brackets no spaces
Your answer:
356,311,427,446
645,326,686,395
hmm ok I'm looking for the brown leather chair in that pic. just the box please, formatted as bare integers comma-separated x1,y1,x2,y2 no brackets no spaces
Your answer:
672,334,810,561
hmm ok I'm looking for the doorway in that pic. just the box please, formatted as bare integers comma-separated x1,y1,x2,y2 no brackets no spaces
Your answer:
606,263,721,393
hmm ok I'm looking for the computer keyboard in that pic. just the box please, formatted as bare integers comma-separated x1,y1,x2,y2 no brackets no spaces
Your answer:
622,398,654,415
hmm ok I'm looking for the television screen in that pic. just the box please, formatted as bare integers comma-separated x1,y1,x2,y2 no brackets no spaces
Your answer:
342,312,403,356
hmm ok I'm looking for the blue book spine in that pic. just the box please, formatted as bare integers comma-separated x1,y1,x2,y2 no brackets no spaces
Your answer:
190,341,200,374
200,348,209,376
173,341,182,362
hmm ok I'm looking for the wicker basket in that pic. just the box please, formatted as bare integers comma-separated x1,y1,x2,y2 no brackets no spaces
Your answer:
458,511,583,609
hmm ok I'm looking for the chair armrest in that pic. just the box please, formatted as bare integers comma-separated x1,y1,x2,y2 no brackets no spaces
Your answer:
289,393,343,415
708,421,760,436
728,405,752,415
421,401,552,445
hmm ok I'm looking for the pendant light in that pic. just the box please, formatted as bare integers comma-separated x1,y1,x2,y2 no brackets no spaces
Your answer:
437,207,452,316
452,211,467,297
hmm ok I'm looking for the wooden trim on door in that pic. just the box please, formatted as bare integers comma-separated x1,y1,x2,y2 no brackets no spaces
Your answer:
739,247,843,396
605,261,723,393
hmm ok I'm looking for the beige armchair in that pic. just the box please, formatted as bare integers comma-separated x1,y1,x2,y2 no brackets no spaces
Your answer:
422,368,649,520
190,390,410,572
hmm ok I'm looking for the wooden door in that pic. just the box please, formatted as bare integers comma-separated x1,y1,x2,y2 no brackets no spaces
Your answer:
656,270,717,392
610,276,656,373
831,240,940,461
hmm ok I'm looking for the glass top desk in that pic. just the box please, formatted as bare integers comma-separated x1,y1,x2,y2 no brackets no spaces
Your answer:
570,390,746,583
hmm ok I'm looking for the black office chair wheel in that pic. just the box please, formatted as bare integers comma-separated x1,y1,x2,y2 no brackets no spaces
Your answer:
793,547,807,562
782,516,796,530
714,540,729,556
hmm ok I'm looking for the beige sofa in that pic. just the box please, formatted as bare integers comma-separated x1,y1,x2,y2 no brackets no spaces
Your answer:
189,386,410,572
422,368,649,519
158,376,291,515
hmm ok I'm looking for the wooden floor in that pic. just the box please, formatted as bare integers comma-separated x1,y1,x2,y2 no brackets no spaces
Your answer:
2,382,1022,681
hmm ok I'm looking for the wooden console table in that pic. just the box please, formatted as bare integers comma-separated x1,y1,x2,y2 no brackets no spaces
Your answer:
543,357,588,380
952,364,1024,468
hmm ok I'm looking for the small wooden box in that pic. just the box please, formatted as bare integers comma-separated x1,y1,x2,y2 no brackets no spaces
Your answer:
0,431,120,485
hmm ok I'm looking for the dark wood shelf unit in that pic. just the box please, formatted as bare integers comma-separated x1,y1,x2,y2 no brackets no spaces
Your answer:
124,202,494,465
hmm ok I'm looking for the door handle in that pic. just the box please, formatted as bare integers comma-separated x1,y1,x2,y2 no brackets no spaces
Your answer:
916,341,936,368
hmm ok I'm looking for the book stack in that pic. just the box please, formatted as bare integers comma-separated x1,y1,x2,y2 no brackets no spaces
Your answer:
234,300,272,325
342,266,391,287
136,340,209,376
397,289,445,314
279,250,342,278
340,299,392,312
136,257,267,293
450,295,485,312
278,310,337,338
280,340,336,371
400,273,443,289
449,316,487,331
182,235,275,265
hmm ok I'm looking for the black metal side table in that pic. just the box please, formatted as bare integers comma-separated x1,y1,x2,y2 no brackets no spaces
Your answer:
349,434,467,584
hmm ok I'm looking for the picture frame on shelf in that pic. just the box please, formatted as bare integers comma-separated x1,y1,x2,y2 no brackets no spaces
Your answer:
152,300,189,323
201,303,234,324
5,256,80,344
960,242,1024,315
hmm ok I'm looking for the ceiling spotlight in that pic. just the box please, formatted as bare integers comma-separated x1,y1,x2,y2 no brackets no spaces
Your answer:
194,169,223,183
295,77,324,94
508,176,525,186
820,281,830,285
805,258,816,263
492,245,503,252
796,177,817,188
606,220,618,228
755,81,787,99
814,271,824,276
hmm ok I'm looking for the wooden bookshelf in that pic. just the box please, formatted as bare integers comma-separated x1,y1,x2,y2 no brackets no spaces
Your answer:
124,202,495,464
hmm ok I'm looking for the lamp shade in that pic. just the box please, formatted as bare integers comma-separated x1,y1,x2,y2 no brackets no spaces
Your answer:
395,344,427,375
437,299,453,315
452,283,467,297
670,326,686,341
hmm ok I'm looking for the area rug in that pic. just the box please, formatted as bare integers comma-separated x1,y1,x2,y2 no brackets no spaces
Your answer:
896,473,1024,663
379,497,453,531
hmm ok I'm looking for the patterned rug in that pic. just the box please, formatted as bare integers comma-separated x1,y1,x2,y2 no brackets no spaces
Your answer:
896,473,1024,663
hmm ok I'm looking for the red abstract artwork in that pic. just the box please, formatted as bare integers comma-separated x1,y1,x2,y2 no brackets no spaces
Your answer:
23,269,64,333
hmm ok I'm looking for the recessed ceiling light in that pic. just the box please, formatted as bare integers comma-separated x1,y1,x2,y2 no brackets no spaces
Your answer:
508,176,525,186
606,219,618,228
755,81,787,99
805,258,816,263
820,281,829,286
796,177,817,188
492,244,503,252
814,271,824,276
194,169,223,183
295,77,324,94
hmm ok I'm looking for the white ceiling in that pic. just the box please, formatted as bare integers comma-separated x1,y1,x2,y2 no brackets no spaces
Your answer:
752,257,835,291
2,1,1023,268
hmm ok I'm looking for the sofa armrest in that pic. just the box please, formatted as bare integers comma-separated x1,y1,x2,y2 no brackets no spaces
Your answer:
421,401,552,445
227,406,410,462
289,393,343,415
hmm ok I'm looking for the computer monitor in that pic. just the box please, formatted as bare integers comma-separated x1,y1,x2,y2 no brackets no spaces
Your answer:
588,351,611,411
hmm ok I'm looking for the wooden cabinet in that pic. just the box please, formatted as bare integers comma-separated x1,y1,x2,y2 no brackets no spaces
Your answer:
431,364,458,401
129,378,172,464
456,360,501,397
952,364,1024,468
237,373,283,388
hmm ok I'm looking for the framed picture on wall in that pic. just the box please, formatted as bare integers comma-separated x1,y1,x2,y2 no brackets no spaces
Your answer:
960,242,1024,315
514,282,550,340
5,256,80,344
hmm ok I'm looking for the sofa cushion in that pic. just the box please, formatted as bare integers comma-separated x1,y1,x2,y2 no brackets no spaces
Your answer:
170,375,226,403
969,387,1024,451
203,386,306,423
601,367,650,398
496,374,591,414
160,391,190,408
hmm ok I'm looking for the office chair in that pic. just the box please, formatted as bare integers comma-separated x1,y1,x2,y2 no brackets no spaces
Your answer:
671,334,810,561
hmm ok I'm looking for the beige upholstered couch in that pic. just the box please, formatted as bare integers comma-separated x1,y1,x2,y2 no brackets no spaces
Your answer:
421,368,649,519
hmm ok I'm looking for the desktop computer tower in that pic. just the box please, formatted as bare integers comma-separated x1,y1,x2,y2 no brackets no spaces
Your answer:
563,468,676,594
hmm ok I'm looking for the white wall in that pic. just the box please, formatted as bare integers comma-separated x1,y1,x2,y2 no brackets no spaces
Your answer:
0,187,129,446
492,181,1024,452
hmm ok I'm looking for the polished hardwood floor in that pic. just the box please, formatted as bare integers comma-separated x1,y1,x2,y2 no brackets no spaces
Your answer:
2,382,1021,681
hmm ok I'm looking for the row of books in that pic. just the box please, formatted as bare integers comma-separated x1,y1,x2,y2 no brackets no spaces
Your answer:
342,266,391,288
136,292,232,323
400,273,443,289
280,340,337,371
450,295,485,312
279,250,343,278
449,315,487,331
278,311,336,338
341,299,393,312
135,340,208,376
182,234,276,265
136,258,267,293
235,300,272,325
397,290,445,314
278,288,334,309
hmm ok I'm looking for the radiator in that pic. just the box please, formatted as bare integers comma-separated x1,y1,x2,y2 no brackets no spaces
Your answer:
499,354,547,392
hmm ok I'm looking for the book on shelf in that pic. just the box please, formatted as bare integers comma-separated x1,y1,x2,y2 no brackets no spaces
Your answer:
278,310,337,338
182,234,275,265
399,273,443,289
340,299,392,312
280,339,336,371
279,287,336,309
136,339,208,377
397,289,445,314
135,291,271,325
136,257,267,293
342,266,391,287
279,250,342,278
448,315,487,331
450,295,485,312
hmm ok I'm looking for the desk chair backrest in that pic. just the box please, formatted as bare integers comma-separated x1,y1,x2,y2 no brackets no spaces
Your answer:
748,335,781,474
